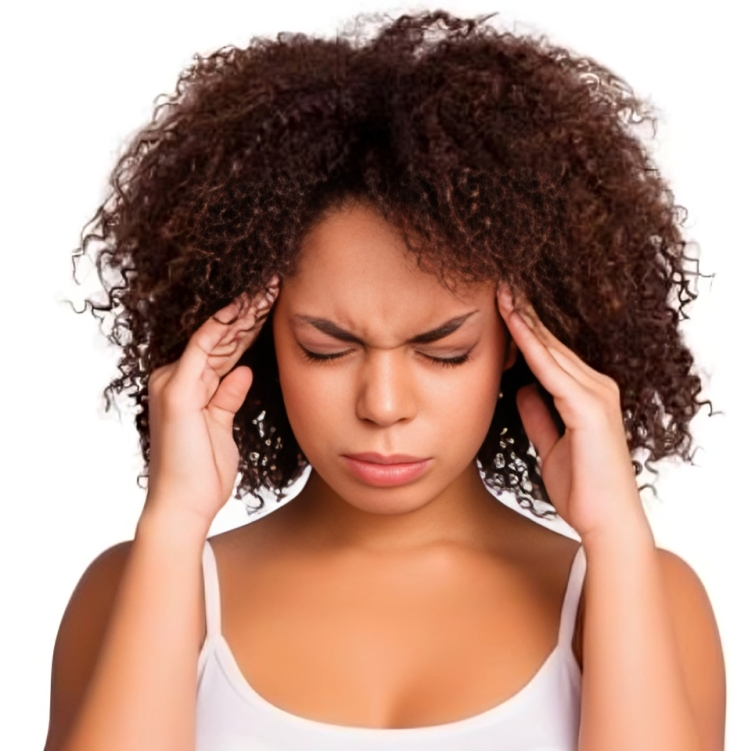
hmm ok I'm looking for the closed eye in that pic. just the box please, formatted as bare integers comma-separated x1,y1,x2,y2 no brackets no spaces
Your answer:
298,346,474,367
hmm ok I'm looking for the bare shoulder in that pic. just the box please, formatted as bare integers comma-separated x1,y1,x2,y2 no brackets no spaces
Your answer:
44,540,135,751
655,547,726,749
655,548,725,672
573,545,725,749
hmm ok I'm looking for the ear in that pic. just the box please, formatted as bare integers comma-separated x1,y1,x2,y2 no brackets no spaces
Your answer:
494,281,518,373
503,336,518,373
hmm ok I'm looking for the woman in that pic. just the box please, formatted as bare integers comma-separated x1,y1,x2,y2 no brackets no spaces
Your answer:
44,11,726,751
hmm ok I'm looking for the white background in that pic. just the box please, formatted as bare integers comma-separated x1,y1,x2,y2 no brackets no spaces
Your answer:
1,1,744,748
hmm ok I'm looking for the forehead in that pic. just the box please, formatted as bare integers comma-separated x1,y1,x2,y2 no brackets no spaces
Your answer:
282,202,493,331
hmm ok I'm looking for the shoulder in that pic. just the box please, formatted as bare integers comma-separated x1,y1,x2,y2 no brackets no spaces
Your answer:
658,548,727,749
44,540,135,751
54,539,135,651
593,546,725,749
574,545,724,673
654,548,726,685
60,540,133,636
66,540,137,625
654,547,725,663
575,546,725,741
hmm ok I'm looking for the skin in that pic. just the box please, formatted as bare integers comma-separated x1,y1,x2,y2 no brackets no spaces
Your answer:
43,199,723,745
204,198,587,728
209,198,722,743
269,199,522,554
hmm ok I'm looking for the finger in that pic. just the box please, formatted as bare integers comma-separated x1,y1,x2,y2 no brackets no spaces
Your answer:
516,384,561,464
207,299,276,376
498,290,580,399
178,297,259,382
220,275,280,348
504,290,609,388
207,299,272,360
207,365,254,430
172,282,279,392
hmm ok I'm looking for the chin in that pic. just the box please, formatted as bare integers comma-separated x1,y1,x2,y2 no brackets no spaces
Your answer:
328,470,447,516
346,492,435,516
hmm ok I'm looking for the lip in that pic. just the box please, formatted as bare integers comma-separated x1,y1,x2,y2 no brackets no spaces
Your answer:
342,453,432,487
345,452,428,464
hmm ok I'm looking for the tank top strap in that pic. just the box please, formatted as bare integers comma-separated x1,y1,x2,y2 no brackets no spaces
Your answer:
557,543,587,648
201,539,222,640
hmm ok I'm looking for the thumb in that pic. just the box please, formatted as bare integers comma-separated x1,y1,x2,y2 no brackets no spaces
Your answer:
516,384,562,464
208,366,254,429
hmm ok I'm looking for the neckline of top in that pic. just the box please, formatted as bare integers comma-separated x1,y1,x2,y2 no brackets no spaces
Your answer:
210,634,579,735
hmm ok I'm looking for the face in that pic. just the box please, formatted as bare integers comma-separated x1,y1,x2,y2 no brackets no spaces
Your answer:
272,201,516,518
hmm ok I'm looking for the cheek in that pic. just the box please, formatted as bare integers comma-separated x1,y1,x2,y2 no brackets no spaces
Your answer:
283,371,340,422
431,339,505,455
440,363,502,444
274,347,340,447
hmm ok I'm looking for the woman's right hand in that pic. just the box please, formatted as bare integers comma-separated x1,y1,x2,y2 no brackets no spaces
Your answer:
141,276,280,531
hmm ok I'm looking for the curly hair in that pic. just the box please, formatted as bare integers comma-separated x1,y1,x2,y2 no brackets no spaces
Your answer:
72,10,710,519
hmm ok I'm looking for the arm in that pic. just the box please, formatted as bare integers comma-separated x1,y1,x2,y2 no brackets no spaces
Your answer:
45,510,209,751
579,518,726,751
46,280,280,751
495,287,726,751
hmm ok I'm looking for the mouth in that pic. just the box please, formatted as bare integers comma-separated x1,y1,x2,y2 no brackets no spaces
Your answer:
341,453,432,487
344,452,428,464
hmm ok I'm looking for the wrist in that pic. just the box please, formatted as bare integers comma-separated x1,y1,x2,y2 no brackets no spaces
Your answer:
136,503,212,545
580,506,655,558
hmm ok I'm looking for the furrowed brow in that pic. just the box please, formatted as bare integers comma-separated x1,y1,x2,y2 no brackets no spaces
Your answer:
292,311,478,345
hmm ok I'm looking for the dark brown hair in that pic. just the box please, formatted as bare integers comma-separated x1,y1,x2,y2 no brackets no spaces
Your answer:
72,11,711,519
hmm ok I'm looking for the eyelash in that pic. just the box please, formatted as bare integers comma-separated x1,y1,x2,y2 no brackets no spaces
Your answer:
299,347,474,368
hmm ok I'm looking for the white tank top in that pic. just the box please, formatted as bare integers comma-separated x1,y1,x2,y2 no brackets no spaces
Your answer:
196,539,586,750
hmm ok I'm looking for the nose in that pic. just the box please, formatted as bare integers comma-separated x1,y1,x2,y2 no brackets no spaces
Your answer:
355,349,417,427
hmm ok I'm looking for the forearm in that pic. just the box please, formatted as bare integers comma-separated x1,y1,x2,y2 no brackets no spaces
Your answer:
62,507,209,751
578,510,701,751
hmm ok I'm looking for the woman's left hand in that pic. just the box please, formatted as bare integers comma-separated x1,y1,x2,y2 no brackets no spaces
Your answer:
497,284,648,542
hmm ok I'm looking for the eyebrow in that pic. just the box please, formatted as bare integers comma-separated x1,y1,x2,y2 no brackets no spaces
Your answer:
292,310,479,345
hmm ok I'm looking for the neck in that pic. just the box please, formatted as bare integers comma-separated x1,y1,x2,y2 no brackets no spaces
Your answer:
276,463,522,557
